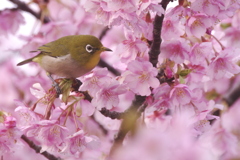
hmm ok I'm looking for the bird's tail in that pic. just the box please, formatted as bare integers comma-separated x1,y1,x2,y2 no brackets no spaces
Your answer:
17,58,34,66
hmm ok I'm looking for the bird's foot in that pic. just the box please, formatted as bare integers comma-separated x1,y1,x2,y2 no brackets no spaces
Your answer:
52,81,62,97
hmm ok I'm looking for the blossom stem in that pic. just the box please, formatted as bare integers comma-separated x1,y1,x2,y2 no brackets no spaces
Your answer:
44,101,54,120
211,34,225,50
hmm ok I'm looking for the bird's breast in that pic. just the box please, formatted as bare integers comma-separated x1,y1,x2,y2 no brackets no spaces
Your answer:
38,54,93,78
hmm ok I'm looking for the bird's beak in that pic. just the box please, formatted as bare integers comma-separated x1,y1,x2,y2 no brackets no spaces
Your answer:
101,47,112,52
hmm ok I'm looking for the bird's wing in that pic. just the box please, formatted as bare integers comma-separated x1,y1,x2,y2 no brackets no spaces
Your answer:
37,41,70,58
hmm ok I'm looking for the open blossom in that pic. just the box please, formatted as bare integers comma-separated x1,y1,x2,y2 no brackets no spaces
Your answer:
92,80,126,109
190,0,221,17
73,92,95,117
24,120,68,152
80,68,112,96
161,39,190,63
0,9,25,37
0,114,22,154
64,130,100,155
189,42,214,65
150,83,172,112
14,100,41,128
170,84,192,106
115,33,149,63
123,58,159,96
207,48,240,79
138,0,164,16
162,18,185,41
185,14,215,38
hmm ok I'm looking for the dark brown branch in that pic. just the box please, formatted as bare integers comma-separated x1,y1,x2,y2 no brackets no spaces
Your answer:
21,135,62,160
100,108,124,119
99,26,110,41
148,0,172,67
9,0,50,23
98,59,121,76
223,81,240,107
90,115,108,135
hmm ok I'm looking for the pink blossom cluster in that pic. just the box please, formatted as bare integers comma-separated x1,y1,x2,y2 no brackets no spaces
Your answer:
0,0,240,160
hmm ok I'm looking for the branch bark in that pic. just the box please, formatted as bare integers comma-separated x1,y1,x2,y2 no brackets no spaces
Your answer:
21,135,63,160
223,81,240,107
148,0,172,67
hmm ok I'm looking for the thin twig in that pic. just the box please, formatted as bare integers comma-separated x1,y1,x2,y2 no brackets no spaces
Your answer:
98,59,121,76
99,26,110,40
21,135,63,160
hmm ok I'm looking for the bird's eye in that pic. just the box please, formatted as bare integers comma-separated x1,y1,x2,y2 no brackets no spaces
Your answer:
86,44,94,53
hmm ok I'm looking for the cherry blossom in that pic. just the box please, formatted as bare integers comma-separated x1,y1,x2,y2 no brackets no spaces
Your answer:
161,39,190,63
123,58,159,96
0,9,25,37
170,84,192,106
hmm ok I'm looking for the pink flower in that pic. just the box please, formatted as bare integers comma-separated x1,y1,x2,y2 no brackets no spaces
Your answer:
64,130,100,155
189,42,214,65
0,125,22,154
92,80,126,109
74,92,95,116
170,84,192,106
223,27,240,48
190,0,221,16
4,116,16,128
83,0,112,25
162,18,185,41
186,14,215,38
80,68,112,96
115,34,149,63
123,58,159,96
207,48,240,79
138,0,164,16
0,9,25,37
161,39,190,63
24,120,68,152
185,64,206,83
150,83,172,111
14,103,40,128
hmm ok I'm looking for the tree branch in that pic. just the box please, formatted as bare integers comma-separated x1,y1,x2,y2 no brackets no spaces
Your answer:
148,0,172,67
223,81,240,107
21,135,63,160
100,108,125,119
98,59,121,76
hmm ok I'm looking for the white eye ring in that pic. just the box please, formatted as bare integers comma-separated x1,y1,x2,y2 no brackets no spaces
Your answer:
86,44,94,53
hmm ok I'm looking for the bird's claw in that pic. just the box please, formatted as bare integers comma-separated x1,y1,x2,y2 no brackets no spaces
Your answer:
52,81,62,97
